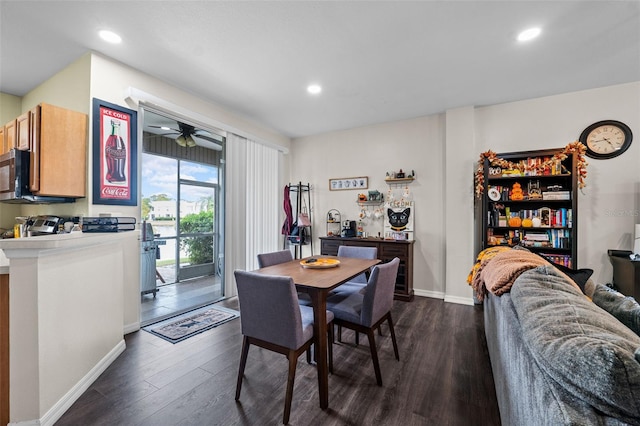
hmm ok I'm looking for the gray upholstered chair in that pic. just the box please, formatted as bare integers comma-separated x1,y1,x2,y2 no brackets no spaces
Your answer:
337,245,378,285
335,245,378,343
326,257,400,386
257,249,312,306
234,270,334,425
257,249,293,268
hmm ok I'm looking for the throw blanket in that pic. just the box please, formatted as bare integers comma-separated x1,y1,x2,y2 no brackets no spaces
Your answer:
472,249,548,301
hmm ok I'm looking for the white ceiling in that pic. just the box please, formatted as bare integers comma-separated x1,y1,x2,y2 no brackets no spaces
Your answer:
1,1,639,139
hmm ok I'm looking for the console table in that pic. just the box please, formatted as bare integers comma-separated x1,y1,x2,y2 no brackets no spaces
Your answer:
320,236,414,301
608,249,640,301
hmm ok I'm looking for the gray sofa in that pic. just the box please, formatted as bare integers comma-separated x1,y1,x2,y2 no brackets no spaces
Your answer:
483,264,640,426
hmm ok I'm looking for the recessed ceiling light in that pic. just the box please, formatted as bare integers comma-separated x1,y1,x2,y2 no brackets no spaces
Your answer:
160,126,171,131
99,30,122,44
307,84,322,95
517,27,541,42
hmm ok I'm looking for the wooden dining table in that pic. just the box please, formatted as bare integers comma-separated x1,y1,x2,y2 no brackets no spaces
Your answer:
252,255,381,409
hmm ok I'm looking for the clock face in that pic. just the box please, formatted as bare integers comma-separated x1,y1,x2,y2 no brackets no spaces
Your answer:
579,120,633,159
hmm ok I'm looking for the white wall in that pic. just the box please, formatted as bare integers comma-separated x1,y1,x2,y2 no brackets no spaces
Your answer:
290,81,640,303
291,114,447,299
475,82,640,284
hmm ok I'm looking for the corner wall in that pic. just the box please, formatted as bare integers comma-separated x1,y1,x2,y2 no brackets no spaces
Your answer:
290,81,640,303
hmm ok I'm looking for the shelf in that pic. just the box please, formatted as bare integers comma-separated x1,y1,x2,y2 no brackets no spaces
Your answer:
385,177,414,184
357,200,384,206
488,173,571,181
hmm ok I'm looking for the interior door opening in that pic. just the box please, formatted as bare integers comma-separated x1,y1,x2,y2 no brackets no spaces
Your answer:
139,108,226,326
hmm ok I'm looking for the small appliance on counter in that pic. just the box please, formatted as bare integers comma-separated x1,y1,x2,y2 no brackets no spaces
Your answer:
27,215,65,236
341,220,357,238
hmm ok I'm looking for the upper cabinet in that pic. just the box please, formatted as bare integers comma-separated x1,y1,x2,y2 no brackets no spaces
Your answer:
0,103,87,201
32,103,87,198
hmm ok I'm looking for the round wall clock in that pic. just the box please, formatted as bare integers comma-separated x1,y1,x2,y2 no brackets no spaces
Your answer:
579,120,633,159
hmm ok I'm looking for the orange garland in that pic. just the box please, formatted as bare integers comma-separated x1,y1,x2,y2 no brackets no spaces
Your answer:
475,141,587,198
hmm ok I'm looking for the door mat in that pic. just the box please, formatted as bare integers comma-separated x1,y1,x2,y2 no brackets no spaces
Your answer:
143,305,239,343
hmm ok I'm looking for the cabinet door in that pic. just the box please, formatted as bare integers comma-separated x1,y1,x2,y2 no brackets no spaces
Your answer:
16,112,30,151
36,104,87,197
0,127,5,155
4,120,16,151
29,105,41,192
320,238,341,256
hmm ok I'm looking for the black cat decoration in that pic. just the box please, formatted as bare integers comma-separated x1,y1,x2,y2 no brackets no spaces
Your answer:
387,208,411,231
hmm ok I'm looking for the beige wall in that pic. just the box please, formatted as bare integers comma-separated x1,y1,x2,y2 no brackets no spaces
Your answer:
290,81,640,303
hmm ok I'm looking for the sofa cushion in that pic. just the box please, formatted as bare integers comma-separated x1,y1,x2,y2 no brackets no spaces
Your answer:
515,246,594,293
592,283,640,338
510,265,640,423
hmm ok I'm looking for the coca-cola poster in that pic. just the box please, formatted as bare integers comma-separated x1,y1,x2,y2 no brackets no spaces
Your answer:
92,98,138,206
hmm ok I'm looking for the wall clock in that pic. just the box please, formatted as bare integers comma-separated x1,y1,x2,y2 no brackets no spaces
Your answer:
579,120,633,159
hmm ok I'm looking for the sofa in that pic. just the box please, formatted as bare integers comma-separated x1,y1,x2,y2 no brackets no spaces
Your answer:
471,248,640,425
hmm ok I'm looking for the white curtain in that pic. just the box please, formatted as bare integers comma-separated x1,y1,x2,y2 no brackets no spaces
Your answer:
224,133,281,295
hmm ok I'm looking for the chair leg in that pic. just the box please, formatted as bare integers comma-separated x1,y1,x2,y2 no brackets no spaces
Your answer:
355,331,359,346
366,330,382,386
283,350,298,425
387,314,400,361
338,324,343,342
306,346,312,364
328,323,334,374
235,336,250,400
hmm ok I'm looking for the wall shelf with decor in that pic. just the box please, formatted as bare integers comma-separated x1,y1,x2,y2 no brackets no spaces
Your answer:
326,209,341,237
475,147,580,268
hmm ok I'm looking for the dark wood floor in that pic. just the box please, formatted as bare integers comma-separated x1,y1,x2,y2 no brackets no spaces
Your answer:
56,297,501,426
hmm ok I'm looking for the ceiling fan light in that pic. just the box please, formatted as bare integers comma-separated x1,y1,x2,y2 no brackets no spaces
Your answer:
176,135,187,147
186,135,197,147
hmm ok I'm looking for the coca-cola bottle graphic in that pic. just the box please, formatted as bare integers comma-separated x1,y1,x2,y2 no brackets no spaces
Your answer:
105,119,127,183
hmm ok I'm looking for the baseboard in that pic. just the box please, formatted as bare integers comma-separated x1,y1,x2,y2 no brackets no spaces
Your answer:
413,289,445,299
124,321,140,335
444,294,475,306
15,339,127,426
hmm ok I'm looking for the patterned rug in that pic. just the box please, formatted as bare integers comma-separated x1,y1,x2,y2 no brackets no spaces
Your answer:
143,305,239,343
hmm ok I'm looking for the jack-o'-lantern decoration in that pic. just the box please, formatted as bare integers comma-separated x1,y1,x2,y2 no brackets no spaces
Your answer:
510,182,524,201
521,218,533,227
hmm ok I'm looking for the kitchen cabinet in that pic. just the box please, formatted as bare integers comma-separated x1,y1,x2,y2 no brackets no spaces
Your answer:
320,236,415,301
16,112,30,150
0,127,5,154
26,104,86,197
4,119,16,154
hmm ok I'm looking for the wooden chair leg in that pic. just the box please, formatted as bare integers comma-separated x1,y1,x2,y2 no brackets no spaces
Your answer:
283,350,298,425
355,331,359,346
387,314,400,361
306,346,312,364
338,324,343,342
366,330,382,386
328,322,334,374
235,336,250,400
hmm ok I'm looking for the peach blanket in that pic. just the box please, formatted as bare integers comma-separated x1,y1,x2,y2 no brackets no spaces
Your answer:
472,249,549,301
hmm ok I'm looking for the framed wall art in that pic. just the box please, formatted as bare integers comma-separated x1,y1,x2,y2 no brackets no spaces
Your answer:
329,176,368,191
92,98,138,206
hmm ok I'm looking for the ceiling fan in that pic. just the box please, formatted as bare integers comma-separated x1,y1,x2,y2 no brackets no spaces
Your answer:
149,122,222,149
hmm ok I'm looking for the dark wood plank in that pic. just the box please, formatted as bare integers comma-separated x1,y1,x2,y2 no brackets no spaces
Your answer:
55,297,500,426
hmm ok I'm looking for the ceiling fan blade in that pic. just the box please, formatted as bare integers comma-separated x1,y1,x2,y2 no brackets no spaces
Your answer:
192,133,222,144
149,125,180,132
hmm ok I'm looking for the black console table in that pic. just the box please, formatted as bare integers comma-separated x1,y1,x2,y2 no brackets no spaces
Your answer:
607,249,640,301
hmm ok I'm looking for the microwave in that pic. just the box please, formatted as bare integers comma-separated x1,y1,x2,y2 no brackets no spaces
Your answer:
0,149,76,204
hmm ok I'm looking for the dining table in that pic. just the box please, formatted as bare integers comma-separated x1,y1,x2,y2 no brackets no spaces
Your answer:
252,255,381,409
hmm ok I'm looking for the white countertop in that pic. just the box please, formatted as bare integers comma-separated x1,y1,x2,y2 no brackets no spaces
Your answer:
0,230,140,262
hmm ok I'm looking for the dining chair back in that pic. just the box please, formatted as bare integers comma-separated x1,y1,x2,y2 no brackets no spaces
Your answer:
257,249,294,268
337,245,377,283
234,270,333,424
326,257,400,386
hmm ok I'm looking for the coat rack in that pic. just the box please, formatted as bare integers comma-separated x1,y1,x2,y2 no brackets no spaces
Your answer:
282,182,313,259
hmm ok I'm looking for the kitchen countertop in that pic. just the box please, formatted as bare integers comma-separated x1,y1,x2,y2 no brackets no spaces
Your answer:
0,231,139,261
